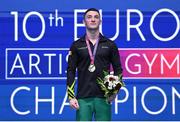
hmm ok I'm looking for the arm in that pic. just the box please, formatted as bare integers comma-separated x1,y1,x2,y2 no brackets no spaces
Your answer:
67,43,79,109
110,42,123,76
108,42,123,103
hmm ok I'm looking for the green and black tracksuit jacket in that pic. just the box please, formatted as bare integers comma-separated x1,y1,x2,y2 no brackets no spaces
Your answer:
67,34,123,100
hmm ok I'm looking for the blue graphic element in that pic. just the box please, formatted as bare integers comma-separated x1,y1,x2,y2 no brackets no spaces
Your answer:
0,0,179,121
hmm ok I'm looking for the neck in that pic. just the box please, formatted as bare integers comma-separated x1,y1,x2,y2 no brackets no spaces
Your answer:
86,30,99,40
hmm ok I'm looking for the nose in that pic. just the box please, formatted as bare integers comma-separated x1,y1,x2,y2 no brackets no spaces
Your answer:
91,17,95,22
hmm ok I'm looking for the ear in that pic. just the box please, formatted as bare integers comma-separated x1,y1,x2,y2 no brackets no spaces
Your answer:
100,19,102,24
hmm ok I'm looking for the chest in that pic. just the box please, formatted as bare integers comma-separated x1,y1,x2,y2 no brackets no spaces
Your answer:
76,42,111,59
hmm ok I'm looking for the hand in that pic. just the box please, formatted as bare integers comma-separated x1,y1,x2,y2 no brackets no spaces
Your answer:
69,98,79,110
107,94,117,103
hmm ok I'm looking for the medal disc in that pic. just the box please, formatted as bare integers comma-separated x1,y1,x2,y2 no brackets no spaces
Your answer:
88,64,96,72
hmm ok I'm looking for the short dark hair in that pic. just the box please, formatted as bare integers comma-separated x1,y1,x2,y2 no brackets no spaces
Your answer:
84,8,100,19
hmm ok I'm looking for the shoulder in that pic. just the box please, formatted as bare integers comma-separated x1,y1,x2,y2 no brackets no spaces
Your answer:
71,37,83,46
70,36,85,50
102,35,117,47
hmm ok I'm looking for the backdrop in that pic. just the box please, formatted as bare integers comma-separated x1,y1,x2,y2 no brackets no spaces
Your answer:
0,0,180,121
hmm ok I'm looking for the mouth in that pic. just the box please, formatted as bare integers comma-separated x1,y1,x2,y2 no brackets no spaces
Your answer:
90,23,97,25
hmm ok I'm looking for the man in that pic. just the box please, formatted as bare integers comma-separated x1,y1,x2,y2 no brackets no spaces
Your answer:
67,8,123,121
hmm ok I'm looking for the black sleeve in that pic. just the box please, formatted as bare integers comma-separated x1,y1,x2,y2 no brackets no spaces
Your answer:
66,43,78,100
110,42,123,76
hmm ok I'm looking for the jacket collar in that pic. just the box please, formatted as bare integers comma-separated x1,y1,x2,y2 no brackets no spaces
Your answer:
80,33,106,42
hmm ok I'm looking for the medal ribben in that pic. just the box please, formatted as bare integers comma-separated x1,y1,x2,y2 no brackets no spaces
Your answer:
86,36,99,72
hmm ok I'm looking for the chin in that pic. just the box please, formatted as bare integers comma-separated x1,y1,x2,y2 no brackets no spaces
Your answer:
88,27,99,30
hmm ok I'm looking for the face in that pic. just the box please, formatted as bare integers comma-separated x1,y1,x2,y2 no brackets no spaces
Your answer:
83,11,101,30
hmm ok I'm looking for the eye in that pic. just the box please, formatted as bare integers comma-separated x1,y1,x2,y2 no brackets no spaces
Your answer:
94,15,100,19
86,15,92,19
